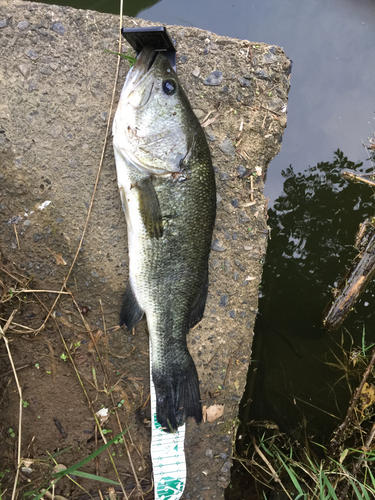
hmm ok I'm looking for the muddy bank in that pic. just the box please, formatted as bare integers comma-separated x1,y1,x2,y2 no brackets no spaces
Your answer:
0,1,291,498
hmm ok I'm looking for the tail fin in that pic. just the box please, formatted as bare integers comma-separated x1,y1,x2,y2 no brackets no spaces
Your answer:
152,358,202,432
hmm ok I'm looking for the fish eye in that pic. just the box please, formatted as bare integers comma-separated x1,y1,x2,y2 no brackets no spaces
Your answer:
162,79,176,95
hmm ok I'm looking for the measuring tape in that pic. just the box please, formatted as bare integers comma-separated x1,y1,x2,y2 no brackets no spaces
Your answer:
150,341,186,500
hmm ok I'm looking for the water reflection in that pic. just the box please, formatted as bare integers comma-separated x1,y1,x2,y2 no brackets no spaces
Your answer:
242,150,375,441
35,0,160,17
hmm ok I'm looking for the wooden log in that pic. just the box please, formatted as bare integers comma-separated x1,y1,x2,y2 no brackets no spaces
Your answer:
341,169,375,187
322,220,375,331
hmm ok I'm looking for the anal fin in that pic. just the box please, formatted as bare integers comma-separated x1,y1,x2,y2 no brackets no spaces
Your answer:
119,282,144,329
188,272,209,329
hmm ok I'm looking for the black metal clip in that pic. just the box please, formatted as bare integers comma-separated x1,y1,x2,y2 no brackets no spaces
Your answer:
121,26,176,72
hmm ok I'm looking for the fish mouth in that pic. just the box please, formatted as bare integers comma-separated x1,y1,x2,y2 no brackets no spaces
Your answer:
125,47,157,90
134,46,157,76
122,46,160,109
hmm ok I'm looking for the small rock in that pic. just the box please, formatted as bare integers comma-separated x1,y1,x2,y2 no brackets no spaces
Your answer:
192,66,200,77
221,461,231,473
33,233,43,242
205,127,216,142
26,49,38,60
40,65,52,75
47,122,63,138
49,63,58,71
235,260,245,271
220,172,229,181
255,69,270,80
236,165,248,178
36,20,49,29
219,295,228,307
204,70,223,86
221,85,229,93
211,259,220,269
51,22,66,35
238,76,251,87
263,51,278,64
205,448,214,459
18,64,30,79
179,54,187,63
216,193,222,203
28,81,38,92
0,19,7,29
231,199,239,208
18,21,29,30
91,271,99,278
232,232,238,240
286,57,293,75
217,477,230,489
229,310,235,318
219,137,236,157
230,395,240,401
240,210,250,223
236,93,242,102
211,239,225,252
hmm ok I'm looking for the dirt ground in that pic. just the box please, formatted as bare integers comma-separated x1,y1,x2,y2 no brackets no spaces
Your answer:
0,1,291,498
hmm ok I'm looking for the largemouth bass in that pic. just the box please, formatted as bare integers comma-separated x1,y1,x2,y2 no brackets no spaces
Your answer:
112,46,216,431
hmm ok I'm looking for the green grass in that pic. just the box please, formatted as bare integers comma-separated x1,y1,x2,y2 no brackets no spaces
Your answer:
247,434,375,499
25,428,129,500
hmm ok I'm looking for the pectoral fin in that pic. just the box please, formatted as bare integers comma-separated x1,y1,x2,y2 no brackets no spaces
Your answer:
133,177,163,239
119,282,144,329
